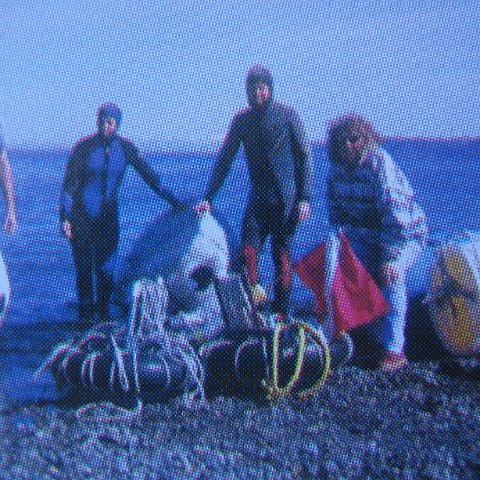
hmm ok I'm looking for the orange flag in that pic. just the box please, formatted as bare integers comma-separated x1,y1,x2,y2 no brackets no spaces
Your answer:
295,232,389,337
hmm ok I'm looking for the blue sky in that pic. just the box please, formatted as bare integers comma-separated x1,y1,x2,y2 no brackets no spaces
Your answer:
1,0,479,150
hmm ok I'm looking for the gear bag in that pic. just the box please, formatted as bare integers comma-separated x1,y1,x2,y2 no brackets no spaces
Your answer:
37,277,205,408
199,320,331,401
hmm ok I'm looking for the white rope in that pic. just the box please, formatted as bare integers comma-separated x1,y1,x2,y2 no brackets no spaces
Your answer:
75,398,143,421
127,276,205,407
40,275,206,415
128,277,169,351
34,341,74,380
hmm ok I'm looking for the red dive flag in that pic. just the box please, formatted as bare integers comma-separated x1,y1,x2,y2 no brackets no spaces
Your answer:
295,232,389,337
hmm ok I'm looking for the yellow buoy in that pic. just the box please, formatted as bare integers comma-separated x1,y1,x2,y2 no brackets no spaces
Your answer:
428,233,480,356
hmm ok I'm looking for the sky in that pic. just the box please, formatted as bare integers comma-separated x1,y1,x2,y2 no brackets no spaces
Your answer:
1,0,479,150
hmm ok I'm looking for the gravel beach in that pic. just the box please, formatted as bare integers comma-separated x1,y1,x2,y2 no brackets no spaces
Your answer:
1,349,479,480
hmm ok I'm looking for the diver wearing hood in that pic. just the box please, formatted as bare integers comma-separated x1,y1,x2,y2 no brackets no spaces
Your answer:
197,65,313,319
60,103,184,324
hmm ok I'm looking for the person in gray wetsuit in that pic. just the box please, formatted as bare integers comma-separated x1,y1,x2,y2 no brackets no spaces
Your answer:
60,103,184,324
196,66,313,320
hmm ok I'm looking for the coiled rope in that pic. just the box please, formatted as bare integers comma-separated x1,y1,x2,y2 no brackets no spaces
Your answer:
262,321,331,401
36,276,205,418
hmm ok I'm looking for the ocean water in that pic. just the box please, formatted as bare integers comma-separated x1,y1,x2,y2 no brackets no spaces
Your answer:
0,138,479,404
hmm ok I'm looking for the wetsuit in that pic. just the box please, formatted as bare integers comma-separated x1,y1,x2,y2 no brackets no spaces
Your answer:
60,132,179,321
205,67,312,315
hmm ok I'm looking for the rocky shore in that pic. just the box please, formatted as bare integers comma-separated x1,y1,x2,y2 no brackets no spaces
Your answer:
1,352,479,480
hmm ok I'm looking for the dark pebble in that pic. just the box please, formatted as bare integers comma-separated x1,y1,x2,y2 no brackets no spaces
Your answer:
0,360,478,479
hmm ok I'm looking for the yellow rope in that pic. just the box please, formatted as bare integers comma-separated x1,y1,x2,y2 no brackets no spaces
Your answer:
295,322,331,400
262,321,331,401
269,322,306,399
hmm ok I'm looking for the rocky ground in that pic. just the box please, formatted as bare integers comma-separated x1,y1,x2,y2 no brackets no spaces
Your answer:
0,347,479,480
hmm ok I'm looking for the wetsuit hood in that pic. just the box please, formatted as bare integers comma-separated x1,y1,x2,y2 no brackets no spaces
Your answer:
245,65,274,109
96,102,122,129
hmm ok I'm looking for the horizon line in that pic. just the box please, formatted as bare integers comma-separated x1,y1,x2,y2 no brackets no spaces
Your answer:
9,134,479,156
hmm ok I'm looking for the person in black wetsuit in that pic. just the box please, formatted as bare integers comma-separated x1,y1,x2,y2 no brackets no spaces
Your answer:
196,66,313,320
60,103,184,324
